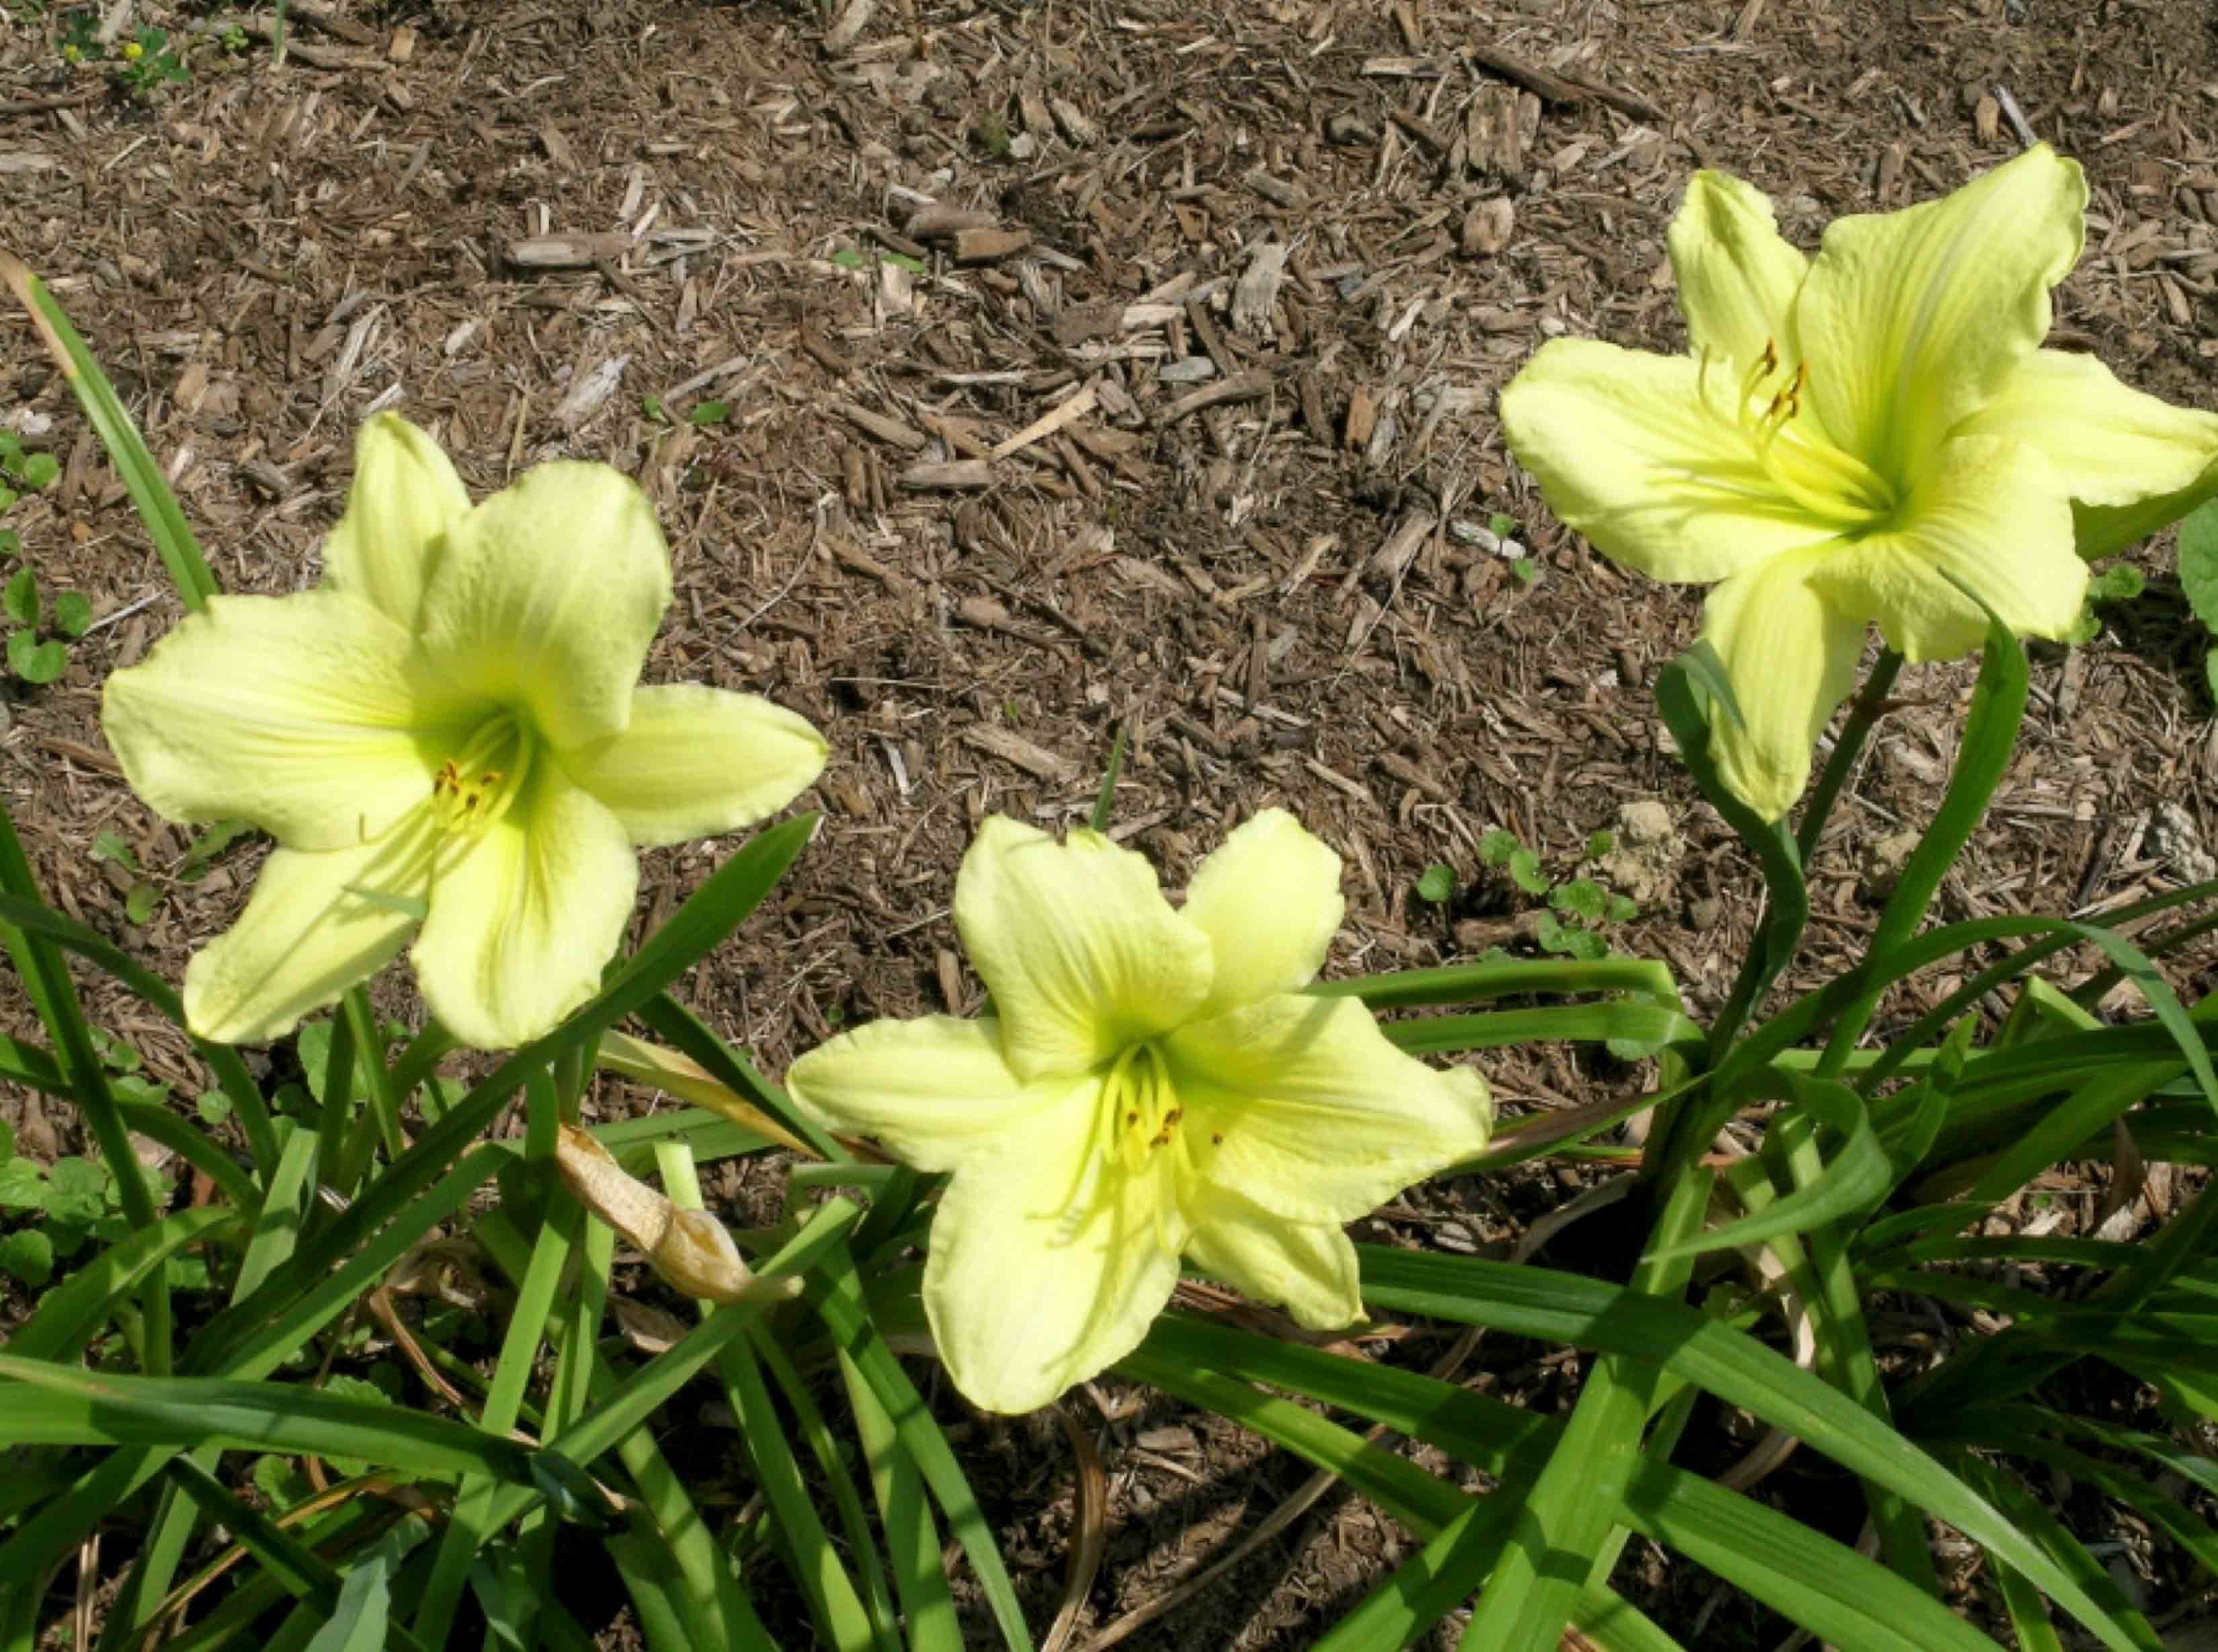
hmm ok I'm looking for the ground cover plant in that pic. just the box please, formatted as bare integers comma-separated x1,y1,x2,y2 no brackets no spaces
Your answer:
7,1,2218,1648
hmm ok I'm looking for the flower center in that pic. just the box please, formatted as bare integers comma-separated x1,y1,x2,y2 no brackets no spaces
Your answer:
429,713,534,838
1104,1041,1184,1175
1702,339,1897,530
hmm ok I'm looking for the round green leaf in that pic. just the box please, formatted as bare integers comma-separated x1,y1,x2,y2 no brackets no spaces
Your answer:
0,1229,54,1287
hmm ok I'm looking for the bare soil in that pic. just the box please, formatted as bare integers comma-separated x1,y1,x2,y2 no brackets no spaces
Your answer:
6,0,2218,1645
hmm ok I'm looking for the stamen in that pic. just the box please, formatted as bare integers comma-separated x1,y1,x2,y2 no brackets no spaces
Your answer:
1717,351,1897,528
428,717,533,836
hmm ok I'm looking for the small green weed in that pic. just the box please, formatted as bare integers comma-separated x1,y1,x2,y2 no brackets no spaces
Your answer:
0,1038,195,1299
2064,561,2145,646
115,26,189,95
1473,827,1640,960
89,829,161,925
54,9,189,94
1485,511,1541,587
0,433,89,686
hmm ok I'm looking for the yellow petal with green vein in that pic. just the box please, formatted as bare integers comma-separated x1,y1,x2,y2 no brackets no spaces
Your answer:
1669,169,1809,371
784,1016,1061,1173
1180,807,1344,1019
1168,993,1491,1226
101,587,464,853
952,817,1213,1082
1500,338,1830,582
921,1079,1183,1414
409,769,636,1050
183,814,440,1044
558,682,825,847
1793,144,2085,489
1697,548,1866,823
321,412,471,627
1811,435,2081,663
1184,1192,1364,1331
1963,347,2218,558
417,462,673,751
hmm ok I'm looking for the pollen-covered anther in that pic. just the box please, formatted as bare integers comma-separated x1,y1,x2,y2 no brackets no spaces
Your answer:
427,719,533,836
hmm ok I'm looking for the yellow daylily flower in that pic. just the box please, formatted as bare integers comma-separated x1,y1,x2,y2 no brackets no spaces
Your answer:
1500,145,2218,820
103,413,828,1049
785,809,1492,1414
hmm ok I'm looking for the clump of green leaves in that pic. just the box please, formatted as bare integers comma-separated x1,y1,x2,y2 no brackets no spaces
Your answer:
87,817,254,927
89,829,160,925
3,565,91,683
2064,561,2145,646
0,433,87,684
1475,826,1639,959
114,26,188,95
0,1032,195,1297
2174,499,2218,698
53,10,186,92
56,4,93,60
0,429,58,552
1479,826,1549,897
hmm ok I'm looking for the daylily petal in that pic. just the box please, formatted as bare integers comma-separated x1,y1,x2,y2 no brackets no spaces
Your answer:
182,815,440,1044
923,1081,1184,1413
1166,993,1491,1226
1180,807,1344,1018
1184,1194,1364,1331
417,462,673,750
952,817,1214,1082
557,683,827,848
1961,347,2218,559
1669,170,1809,370
1793,144,2086,490
1809,434,2082,663
1699,549,1866,822
785,1016,1065,1173
2071,469,2218,567
101,589,466,852
409,769,637,1049
320,413,472,628
1499,339,1832,581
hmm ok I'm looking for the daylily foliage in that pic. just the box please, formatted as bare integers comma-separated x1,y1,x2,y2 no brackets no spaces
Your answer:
103,413,827,1048
1501,144,2218,819
786,809,1493,1413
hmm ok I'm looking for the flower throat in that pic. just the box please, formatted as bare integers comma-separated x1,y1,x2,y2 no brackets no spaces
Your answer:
1705,339,1897,528
430,714,533,836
